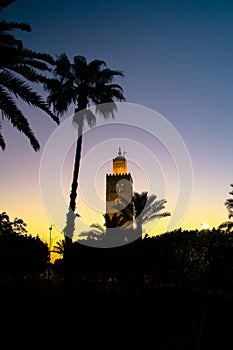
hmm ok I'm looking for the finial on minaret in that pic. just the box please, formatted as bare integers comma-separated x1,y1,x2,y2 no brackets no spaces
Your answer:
118,147,122,156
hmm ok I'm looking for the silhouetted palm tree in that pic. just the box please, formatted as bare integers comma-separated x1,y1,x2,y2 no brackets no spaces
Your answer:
225,184,233,219
218,184,233,233
52,239,65,257
133,191,170,236
112,191,170,236
45,54,125,240
0,0,59,150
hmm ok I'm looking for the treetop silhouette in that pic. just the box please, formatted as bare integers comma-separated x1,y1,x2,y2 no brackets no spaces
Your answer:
0,0,59,151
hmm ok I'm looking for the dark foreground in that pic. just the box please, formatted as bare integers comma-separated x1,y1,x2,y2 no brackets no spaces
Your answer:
1,280,233,350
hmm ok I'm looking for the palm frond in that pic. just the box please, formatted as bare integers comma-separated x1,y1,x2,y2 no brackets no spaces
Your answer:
98,68,124,84
79,223,105,241
53,239,65,255
0,70,59,124
10,65,49,83
73,55,88,67
0,123,5,150
133,191,148,217
94,101,118,120
0,86,40,150
45,77,74,115
54,53,72,80
87,59,106,77
0,32,23,48
0,0,16,12
20,48,54,65
0,19,31,33
73,108,96,128
1,47,54,71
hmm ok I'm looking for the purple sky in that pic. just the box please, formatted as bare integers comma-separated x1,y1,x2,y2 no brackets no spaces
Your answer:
1,0,233,244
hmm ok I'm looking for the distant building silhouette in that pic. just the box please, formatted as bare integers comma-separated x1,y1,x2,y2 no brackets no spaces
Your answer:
106,147,134,229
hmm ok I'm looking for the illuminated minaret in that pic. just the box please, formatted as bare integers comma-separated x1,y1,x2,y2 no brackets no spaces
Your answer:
106,147,133,228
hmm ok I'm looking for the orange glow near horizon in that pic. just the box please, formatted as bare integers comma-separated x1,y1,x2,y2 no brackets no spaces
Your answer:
1,180,229,266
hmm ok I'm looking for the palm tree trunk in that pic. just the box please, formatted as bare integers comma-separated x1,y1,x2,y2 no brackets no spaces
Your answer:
63,108,84,240
63,103,86,292
69,123,83,214
63,123,83,238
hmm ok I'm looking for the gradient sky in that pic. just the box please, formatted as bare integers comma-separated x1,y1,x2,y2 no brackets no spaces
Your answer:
1,0,233,248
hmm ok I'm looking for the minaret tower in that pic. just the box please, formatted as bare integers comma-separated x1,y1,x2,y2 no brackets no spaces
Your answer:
106,147,133,228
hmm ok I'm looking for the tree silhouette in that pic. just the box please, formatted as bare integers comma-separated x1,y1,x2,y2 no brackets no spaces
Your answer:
45,54,125,241
218,221,233,233
52,239,65,258
133,191,170,236
0,0,59,150
0,211,27,235
218,183,233,232
113,191,171,236
225,184,233,218
0,211,48,282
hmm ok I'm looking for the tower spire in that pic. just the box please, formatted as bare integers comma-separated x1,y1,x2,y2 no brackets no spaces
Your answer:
113,147,127,175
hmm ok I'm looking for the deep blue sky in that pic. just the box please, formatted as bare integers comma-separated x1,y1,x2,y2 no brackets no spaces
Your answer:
2,0,233,241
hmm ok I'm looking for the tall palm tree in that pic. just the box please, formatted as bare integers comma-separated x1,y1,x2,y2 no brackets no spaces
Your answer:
0,0,59,150
45,54,125,240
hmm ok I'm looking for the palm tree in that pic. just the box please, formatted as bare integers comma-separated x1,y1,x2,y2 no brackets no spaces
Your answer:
225,184,233,219
0,0,59,150
218,184,233,233
133,191,171,236
111,190,170,236
45,54,125,240
52,239,66,258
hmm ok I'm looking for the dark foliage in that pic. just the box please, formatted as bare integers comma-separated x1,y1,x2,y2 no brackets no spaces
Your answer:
0,212,48,282
54,227,233,293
